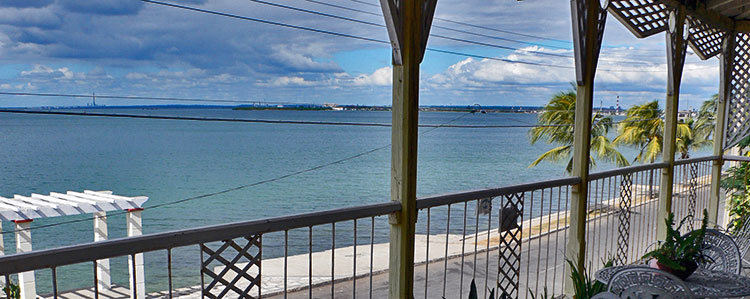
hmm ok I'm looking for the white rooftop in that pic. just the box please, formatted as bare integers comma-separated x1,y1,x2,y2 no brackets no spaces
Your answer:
0,190,148,221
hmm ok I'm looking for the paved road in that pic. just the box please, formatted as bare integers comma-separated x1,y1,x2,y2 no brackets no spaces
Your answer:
268,183,712,299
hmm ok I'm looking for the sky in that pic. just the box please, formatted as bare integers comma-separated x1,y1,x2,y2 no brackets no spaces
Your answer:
0,0,720,109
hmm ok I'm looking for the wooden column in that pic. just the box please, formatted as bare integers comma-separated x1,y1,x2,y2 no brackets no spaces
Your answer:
565,0,606,295
94,211,112,289
127,209,145,299
13,220,35,299
657,7,688,240
709,33,735,226
0,221,4,288
379,0,436,298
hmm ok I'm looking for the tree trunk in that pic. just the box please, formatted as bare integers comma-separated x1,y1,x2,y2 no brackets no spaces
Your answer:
649,168,655,199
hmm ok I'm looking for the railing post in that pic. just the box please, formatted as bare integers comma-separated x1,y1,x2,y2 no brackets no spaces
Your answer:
657,6,688,240
709,33,735,226
127,209,145,299
94,211,112,290
565,0,606,295
13,220,35,299
378,0,436,298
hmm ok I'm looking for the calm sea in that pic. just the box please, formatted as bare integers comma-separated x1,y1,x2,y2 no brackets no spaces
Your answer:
0,108,711,292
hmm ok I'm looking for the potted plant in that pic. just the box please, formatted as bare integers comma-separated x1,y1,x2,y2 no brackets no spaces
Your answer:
642,210,710,279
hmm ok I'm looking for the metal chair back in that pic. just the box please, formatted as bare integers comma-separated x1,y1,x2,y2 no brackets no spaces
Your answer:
697,229,742,274
728,215,750,271
607,267,695,299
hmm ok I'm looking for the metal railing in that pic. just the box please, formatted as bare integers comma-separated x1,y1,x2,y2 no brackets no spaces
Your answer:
0,156,725,299
584,162,666,271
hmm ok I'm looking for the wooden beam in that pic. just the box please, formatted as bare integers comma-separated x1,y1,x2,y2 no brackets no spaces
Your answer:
709,33,734,225
657,6,688,240
566,0,606,295
379,0,403,65
659,0,734,32
706,0,735,10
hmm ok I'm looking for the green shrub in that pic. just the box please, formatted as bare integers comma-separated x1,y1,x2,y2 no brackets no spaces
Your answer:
3,280,20,299
721,161,750,232
642,210,710,271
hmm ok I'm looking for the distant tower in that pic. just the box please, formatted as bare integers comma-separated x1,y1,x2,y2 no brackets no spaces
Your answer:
616,96,620,112
92,93,96,107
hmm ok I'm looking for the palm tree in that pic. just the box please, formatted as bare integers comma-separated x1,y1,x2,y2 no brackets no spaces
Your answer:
682,95,717,158
529,89,629,173
614,100,693,197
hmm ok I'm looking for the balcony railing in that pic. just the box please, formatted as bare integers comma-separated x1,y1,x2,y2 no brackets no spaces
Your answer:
0,155,739,299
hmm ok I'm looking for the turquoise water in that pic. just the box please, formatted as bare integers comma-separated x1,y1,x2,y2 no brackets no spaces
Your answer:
0,108,711,292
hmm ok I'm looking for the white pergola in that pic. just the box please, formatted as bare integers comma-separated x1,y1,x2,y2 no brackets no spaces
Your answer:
0,190,148,299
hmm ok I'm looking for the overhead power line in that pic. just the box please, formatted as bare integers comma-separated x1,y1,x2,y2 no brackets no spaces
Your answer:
346,0,570,44
300,0,571,50
138,0,704,73
0,109,664,128
249,0,655,65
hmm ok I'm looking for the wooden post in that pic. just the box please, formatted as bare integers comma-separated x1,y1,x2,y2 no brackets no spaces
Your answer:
379,0,436,298
13,220,35,299
127,209,145,299
709,33,735,226
565,0,606,295
657,6,688,240
94,211,112,289
0,221,4,288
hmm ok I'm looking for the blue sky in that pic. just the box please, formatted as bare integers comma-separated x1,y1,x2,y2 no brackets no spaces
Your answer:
0,0,719,108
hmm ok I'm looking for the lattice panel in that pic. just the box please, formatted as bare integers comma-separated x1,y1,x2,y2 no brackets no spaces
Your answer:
608,0,668,38
201,235,262,299
497,193,524,299
617,174,633,265
724,33,750,149
687,16,725,60
686,163,699,231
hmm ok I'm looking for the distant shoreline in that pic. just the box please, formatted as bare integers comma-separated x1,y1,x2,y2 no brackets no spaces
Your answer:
5,104,624,115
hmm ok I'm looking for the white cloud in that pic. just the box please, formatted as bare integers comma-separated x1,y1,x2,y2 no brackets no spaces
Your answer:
352,67,391,86
268,76,316,87
20,64,80,80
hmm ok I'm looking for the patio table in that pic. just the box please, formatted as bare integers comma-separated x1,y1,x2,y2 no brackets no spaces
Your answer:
595,265,750,298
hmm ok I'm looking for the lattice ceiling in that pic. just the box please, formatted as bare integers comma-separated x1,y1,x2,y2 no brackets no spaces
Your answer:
608,0,670,38
604,0,750,149
607,1,727,60
687,16,726,60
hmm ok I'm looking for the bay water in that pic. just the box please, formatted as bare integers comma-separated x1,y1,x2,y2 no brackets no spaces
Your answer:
0,108,710,293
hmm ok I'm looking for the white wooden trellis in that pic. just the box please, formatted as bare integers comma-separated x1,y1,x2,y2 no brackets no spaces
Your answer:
0,190,148,299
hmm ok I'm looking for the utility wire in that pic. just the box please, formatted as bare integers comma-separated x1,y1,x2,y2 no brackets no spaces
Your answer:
0,108,664,128
0,89,669,113
296,0,668,59
344,0,670,56
138,0,703,73
299,0,571,50
346,0,570,44
249,0,656,65
0,112,471,235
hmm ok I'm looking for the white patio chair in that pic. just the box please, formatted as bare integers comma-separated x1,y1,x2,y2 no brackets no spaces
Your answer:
607,267,695,299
